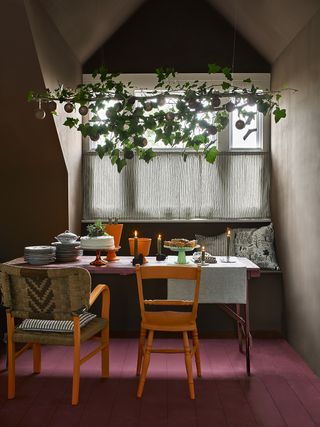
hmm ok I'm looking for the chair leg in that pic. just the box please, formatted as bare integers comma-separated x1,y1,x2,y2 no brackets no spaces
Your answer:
136,327,146,376
33,343,41,374
7,313,15,399
137,330,154,398
192,329,201,377
183,331,195,400
101,326,109,378
7,336,15,399
72,318,81,405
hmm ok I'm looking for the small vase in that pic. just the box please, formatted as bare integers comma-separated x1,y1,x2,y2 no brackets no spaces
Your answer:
128,238,152,258
104,223,123,247
104,223,123,261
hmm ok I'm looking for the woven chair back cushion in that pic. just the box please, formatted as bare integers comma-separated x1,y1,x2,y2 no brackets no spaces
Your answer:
0,265,91,320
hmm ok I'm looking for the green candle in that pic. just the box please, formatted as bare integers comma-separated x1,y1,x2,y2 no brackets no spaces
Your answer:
201,246,205,263
134,230,138,258
157,234,162,254
226,228,231,261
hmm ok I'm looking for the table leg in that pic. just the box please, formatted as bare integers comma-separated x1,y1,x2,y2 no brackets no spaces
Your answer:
236,304,243,353
245,299,251,376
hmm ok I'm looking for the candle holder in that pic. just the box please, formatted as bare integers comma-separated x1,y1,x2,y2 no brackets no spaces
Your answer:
220,256,236,263
156,253,167,261
132,254,145,266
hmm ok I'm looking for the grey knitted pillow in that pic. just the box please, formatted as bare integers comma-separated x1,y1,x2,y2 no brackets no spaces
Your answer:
195,233,234,256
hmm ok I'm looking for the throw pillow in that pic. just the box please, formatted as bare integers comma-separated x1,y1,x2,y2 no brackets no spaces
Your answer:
195,232,234,256
18,312,97,333
233,223,280,270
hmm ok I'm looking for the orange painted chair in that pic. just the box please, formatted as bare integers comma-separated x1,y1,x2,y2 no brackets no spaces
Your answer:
0,265,110,405
135,264,202,399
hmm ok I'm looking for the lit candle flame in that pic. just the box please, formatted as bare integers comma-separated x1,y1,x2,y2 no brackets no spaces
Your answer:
158,234,161,239
134,230,138,237
202,246,205,251
227,228,231,237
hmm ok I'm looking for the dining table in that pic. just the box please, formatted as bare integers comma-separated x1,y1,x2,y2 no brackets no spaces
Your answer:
5,255,260,374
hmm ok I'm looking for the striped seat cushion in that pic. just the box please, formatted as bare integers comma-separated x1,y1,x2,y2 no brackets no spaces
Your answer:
18,312,97,333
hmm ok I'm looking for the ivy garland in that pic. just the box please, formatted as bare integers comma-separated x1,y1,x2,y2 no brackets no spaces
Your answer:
28,64,288,172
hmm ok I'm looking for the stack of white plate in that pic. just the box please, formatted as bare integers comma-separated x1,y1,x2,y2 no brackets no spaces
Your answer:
24,246,56,265
51,242,83,262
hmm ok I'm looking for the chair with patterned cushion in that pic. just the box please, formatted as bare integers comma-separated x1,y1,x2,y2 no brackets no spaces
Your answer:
0,264,110,405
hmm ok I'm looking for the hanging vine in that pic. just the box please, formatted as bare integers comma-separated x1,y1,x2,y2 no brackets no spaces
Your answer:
28,64,289,172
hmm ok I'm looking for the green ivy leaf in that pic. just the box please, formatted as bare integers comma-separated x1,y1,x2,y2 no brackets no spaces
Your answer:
92,65,109,82
257,101,269,114
111,150,119,165
27,90,34,102
222,81,231,90
273,107,286,123
208,64,221,74
63,117,79,128
116,158,127,173
140,148,156,163
243,78,252,83
205,146,218,164
221,67,233,81
96,144,105,159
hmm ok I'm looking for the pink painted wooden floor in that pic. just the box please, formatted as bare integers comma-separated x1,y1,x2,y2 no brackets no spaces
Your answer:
0,339,320,427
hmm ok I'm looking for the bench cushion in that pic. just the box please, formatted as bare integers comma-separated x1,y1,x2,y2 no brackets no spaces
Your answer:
234,223,279,270
18,312,96,333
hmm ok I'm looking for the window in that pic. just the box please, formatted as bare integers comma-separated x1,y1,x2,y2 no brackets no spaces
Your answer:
82,73,271,221
229,101,263,150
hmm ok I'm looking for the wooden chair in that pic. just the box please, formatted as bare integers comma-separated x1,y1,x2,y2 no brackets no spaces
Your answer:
135,264,202,399
0,264,110,405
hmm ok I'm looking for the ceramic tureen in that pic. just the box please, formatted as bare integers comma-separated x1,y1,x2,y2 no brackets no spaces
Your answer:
54,230,79,244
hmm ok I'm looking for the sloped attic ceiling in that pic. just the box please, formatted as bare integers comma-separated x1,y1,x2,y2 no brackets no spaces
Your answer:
40,0,320,65
207,0,320,63
39,0,146,63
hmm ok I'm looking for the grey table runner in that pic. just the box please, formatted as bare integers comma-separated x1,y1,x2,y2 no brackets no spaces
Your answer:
167,257,248,304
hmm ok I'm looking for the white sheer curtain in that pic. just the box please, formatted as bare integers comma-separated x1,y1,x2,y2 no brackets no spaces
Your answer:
83,152,270,220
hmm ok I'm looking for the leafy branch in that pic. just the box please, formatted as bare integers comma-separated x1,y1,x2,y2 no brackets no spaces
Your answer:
28,64,292,172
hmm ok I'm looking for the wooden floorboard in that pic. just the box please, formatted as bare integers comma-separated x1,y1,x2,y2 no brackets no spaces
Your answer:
0,338,319,427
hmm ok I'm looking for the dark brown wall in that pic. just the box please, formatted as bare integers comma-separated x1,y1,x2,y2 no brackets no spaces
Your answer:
0,0,81,263
271,9,320,374
25,0,83,234
83,0,270,73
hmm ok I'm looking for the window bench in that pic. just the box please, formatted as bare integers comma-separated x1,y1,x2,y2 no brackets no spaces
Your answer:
81,221,283,337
